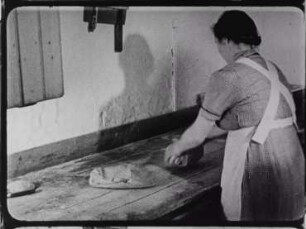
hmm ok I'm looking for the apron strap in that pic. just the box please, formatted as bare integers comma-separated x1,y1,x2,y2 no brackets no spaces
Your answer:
221,57,297,220
267,61,297,127
236,58,297,144
237,57,297,124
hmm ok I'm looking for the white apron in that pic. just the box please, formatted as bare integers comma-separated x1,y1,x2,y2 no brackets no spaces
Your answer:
220,57,297,220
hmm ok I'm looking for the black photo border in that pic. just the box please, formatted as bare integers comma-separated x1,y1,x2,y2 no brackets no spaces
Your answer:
1,0,305,228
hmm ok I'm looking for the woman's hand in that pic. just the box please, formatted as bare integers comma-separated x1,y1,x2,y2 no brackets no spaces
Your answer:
164,141,186,167
164,111,215,167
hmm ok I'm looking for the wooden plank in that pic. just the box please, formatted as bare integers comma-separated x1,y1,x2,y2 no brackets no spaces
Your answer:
16,7,45,105
103,167,222,220
7,10,23,108
54,149,223,221
39,8,64,99
8,136,165,220
8,135,167,219
7,131,225,221
109,151,224,221
8,186,113,221
53,165,180,220
53,147,223,221
8,152,113,220
8,131,101,178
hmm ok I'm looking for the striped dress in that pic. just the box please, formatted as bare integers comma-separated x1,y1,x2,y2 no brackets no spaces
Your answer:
200,49,305,221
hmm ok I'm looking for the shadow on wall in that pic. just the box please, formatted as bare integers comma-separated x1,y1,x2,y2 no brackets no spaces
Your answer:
99,34,155,129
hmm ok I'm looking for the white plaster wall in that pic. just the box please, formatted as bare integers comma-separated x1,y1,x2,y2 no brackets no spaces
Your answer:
252,8,305,86
99,10,174,128
7,7,305,155
173,10,226,109
7,7,174,155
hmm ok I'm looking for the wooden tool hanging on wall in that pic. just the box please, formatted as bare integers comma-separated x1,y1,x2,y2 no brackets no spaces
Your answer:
83,7,127,52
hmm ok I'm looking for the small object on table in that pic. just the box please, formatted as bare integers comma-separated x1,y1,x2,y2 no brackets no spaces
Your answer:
89,163,157,189
7,180,38,198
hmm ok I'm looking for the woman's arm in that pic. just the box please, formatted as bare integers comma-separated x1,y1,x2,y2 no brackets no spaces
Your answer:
178,110,215,152
165,109,215,165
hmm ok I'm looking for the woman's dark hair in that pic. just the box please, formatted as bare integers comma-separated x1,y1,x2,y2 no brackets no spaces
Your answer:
212,10,261,46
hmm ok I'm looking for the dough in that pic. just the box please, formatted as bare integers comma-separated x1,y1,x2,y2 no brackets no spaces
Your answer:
7,180,36,197
89,164,156,189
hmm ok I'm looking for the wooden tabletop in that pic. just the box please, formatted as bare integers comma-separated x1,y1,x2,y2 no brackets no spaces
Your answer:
7,130,226,221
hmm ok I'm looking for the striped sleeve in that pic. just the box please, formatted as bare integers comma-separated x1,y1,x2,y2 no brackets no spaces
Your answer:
200,68,240,121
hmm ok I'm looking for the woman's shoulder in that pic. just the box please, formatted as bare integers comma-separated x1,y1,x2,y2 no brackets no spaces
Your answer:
211,62,243,85
211,59,268,91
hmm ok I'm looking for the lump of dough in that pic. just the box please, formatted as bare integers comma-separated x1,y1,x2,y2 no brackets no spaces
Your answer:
7,180,36,195
89,164,156,188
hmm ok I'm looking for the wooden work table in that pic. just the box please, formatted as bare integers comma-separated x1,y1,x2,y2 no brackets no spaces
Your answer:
7,130,226,222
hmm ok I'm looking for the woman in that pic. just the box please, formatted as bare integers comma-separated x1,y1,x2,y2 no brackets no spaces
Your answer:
164,10,305,221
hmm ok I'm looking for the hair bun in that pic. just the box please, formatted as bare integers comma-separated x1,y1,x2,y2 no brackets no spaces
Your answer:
212,10,262,46
253,36,262,46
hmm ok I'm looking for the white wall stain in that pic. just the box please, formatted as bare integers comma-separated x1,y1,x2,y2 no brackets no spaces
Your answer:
171,19,177,112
